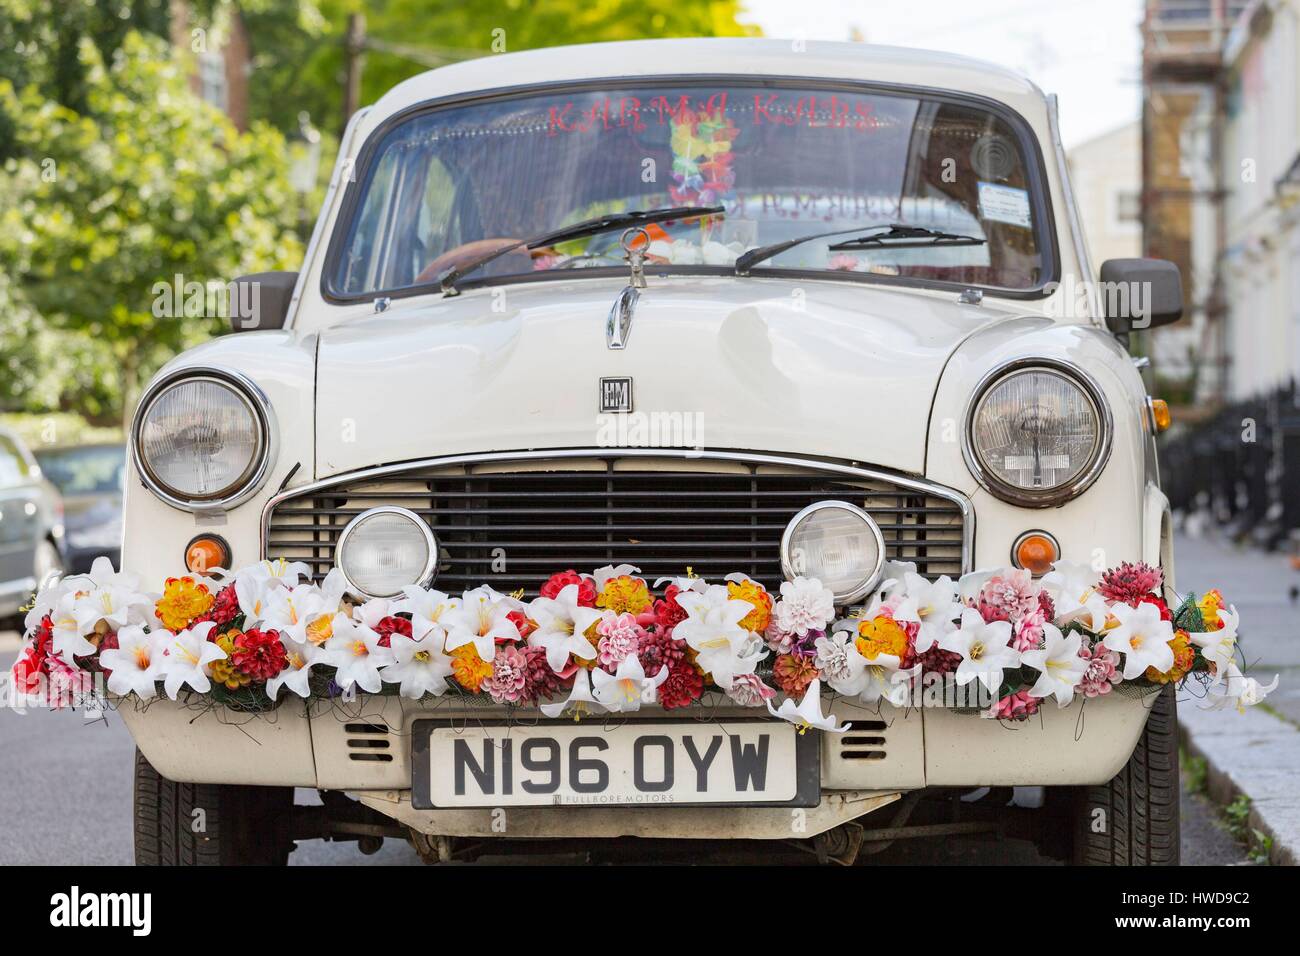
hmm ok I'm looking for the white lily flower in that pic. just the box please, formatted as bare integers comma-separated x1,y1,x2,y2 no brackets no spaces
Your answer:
956,569,995,605
381,631,454,700
1102,601,1175,680
1188,605,1240,686
539,668,606,719
526,584,604,672
99,625,165,699
158,621,226,700
48,591,98,659
766,679,848,733
878,559,918,595
236,557,312,591
772,577,836,636
1020,623,1088,707
892,572,959,653
674,584,763,690
590,654,668,712
653,573,710,593
940,607,1021,693
1041,561,1108,629
1204,662,1279,712
235,574,275,623
394,585,460,642
324,614,396,694
24,571,79,635
263,578,339,646
267,636,320,700
589,564,641,589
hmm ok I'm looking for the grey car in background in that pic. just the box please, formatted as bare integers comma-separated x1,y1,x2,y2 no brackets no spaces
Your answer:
32,443,124,576
0,426,65,622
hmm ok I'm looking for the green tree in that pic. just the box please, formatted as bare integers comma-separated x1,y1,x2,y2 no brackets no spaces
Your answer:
0,31,302,423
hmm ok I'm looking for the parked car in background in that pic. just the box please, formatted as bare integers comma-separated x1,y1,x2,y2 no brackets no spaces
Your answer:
0,426,64,625
33,443,125,574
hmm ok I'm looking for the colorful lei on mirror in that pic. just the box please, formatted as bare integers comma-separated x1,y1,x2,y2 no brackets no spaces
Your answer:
9,556,1278,729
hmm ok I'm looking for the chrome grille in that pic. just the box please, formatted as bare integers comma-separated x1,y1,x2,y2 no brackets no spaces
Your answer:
264,453,968,596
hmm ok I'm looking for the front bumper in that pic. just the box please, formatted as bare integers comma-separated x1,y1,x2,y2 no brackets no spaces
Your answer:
119,691,1154,839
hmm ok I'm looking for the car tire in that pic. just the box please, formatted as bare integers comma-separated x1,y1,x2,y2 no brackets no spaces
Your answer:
134,750,294,865
1067,685,1181,865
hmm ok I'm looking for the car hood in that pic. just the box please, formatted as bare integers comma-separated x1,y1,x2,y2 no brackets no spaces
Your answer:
314,276,1021,479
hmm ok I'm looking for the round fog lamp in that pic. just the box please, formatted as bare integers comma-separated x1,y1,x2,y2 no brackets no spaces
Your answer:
780,501,885,604
336,506,437,598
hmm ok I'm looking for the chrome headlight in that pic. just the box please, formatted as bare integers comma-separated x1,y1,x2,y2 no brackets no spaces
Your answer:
964,360,1111,507
132,368,275,511
780,501,885,604
336,507,438,598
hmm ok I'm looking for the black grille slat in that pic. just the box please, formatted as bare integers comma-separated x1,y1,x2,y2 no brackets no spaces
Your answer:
265,457,965,597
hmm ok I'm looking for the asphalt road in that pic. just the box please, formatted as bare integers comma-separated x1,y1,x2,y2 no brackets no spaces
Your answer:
0,645,1250,866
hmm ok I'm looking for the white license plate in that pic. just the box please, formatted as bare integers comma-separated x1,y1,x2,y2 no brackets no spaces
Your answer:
411,720,817,808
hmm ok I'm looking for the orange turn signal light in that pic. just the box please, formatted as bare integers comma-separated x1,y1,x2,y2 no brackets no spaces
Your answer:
185,535,231,575
1013,531,1059,576
1150,398,1171,432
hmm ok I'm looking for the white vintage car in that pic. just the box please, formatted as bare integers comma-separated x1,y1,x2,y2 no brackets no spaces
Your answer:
119,38,1185,865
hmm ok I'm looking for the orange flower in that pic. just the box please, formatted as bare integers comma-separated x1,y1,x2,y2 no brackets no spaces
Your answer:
727,579,772,632
596,576,652,615
855,615,909,661
305,614,334,646
155,576,214,632
1197,589,1225,631
1146,629,1194,684
451,644,493,692
210,631,250,690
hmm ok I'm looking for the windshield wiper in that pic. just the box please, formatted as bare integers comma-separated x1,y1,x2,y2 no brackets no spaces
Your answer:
734,223,986,276
438,204,724,295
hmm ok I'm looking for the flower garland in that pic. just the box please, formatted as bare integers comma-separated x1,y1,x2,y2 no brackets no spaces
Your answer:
9,556,1277,729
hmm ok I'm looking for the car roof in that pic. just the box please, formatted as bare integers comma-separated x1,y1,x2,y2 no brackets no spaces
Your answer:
362,37,1050,135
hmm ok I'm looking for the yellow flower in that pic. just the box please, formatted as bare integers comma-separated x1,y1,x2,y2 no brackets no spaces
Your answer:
1198,589,1225,630
210,631,250,690
596,576,651,615
727,579,772,632
155,576,214,632
305,614,334,646
451,645,493,692
1146,629,1194,684
855,615,909,661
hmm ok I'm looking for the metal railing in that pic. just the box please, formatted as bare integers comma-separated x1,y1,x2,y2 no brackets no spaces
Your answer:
1161,380,1300,549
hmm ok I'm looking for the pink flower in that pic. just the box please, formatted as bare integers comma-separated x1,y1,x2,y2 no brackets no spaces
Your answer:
727,672,777,708
596,613,647,669
482,645,529,704
1012,607,1046,652
1097,562,1163,606
986,688,1040,721
763,622,798,655
1078,642,1122,698
978,569,1039,623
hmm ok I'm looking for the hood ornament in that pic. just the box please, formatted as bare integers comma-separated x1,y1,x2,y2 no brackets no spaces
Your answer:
606,227,648,350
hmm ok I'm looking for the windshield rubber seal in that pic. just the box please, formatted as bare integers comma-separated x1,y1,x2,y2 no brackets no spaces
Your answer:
320,73,1061,306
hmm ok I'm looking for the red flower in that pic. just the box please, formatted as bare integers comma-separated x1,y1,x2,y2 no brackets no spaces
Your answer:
653,584,688,629
193,584,240,629
373,615,412,648
540,570,597,606
11,647,47,695
658,661,704,710
231,628,289,681
520,645,567,704
507,610,537,640
1097,561,1163,605
1138,594,1172,622
637,628,687,675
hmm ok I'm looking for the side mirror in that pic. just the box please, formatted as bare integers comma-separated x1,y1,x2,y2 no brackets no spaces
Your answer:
1098,258,1182,333
228,271,298,333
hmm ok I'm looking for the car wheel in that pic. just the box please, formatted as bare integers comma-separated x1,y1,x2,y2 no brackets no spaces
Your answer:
1063,685,1181,865
134,750,294,865
33,539,63,590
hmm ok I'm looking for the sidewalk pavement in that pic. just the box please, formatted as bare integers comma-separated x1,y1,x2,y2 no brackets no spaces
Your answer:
1173,531,1300,865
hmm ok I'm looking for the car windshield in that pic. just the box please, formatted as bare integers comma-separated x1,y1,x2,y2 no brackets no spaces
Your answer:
36,445,126,495
330,81,1051,297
